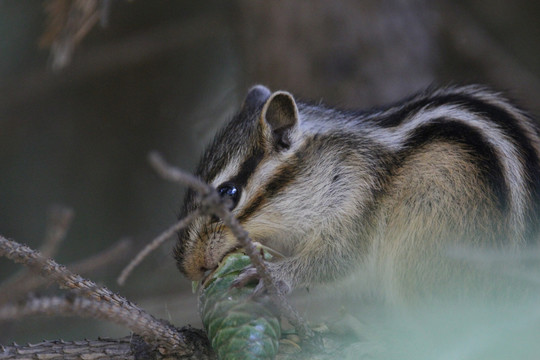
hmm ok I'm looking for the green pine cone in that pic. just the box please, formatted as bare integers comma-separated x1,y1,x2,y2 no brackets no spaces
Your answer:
198,252,281,360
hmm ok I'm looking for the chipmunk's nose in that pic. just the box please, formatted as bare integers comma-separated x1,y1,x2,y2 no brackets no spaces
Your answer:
203,255,219,274
178,245,214,281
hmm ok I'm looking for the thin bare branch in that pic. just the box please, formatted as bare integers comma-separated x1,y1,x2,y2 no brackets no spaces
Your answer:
41,205,75,259
118,212,199,286
40,0,101,70
0,333,213,360
0,205,74,292
70,238,132,275
0,236,188,353
0,294,144,329
0,239,131,305
147,151,315,341
100,0,113,27
39,0,71,48
0,293,209,357
0,235,109,300
208,194,317,342
148,152,212,194
147,153,268,279
0,337,135,360
1,15,226,111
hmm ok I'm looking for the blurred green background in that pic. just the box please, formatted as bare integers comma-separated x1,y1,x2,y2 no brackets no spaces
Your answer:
0,0,539,346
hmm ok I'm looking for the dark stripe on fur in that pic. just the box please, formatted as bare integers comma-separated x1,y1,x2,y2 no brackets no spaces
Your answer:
195,104,261,183
230,149,265,188
176,149,264,265
237,146,308,223
379,91,540,239
458,97,540,240
237,161,299,223
376,93,474,128
399,118,510,212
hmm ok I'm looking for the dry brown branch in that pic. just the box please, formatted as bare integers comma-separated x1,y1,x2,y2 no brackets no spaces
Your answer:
40,0,102,70
0,205,74,296
118,212,200,286
39,0,72,47
0,150,318,357
0,333,212,360
147,151,316,343
0,15,226,111
0,293,212,359
0,294,154,329
0,151,316,355
70,238,132,275
0,337,135,360
100,0,113,27
0,236,198,354
41,205,75,259
0,238,131,305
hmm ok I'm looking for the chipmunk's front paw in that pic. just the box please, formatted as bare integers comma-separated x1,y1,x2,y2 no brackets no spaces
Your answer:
231,265,259,288
231,264,291,297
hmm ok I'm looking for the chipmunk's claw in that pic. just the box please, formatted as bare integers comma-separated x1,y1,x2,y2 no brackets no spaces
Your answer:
231,264,290,298
231,265,259,288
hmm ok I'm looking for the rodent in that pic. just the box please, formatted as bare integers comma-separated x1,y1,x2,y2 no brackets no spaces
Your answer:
175,85,540,302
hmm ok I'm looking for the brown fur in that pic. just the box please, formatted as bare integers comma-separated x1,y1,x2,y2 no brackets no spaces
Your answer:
176,85,540,302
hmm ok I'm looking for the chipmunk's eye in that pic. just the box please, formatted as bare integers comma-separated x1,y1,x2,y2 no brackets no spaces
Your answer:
217,182,241,210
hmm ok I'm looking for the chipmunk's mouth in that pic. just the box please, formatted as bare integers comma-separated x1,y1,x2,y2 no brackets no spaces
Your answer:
200,245,241,283
197,242,284,288
197,251,238,289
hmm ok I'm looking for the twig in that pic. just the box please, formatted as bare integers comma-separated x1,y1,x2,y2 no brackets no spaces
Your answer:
0,205,74,302
100,0,113,27
40,0,102,70
117,213,199,285
0,293,206,356
70,238,131,275
0,337,135,360
41,205,75,259
0,294,154,333
0,334,213,360
2,15,226,110
0,236,188,353
147,151,315,341
0,239,131,305
148,152,212,194
0,205,73,286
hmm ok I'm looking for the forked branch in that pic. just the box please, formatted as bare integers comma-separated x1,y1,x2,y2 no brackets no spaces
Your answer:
0,235,210,357
147,151,315,341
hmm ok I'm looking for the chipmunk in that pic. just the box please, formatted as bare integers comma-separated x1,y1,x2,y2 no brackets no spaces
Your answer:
175,85,540,302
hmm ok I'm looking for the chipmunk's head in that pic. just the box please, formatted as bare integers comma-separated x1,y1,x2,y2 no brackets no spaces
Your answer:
175,85,303,280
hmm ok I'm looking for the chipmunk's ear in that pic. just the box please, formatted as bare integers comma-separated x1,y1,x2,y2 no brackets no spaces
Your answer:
260,91,299,151
242,85,271,112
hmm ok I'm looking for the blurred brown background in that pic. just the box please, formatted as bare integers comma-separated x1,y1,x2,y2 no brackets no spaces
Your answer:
1,0,539,343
